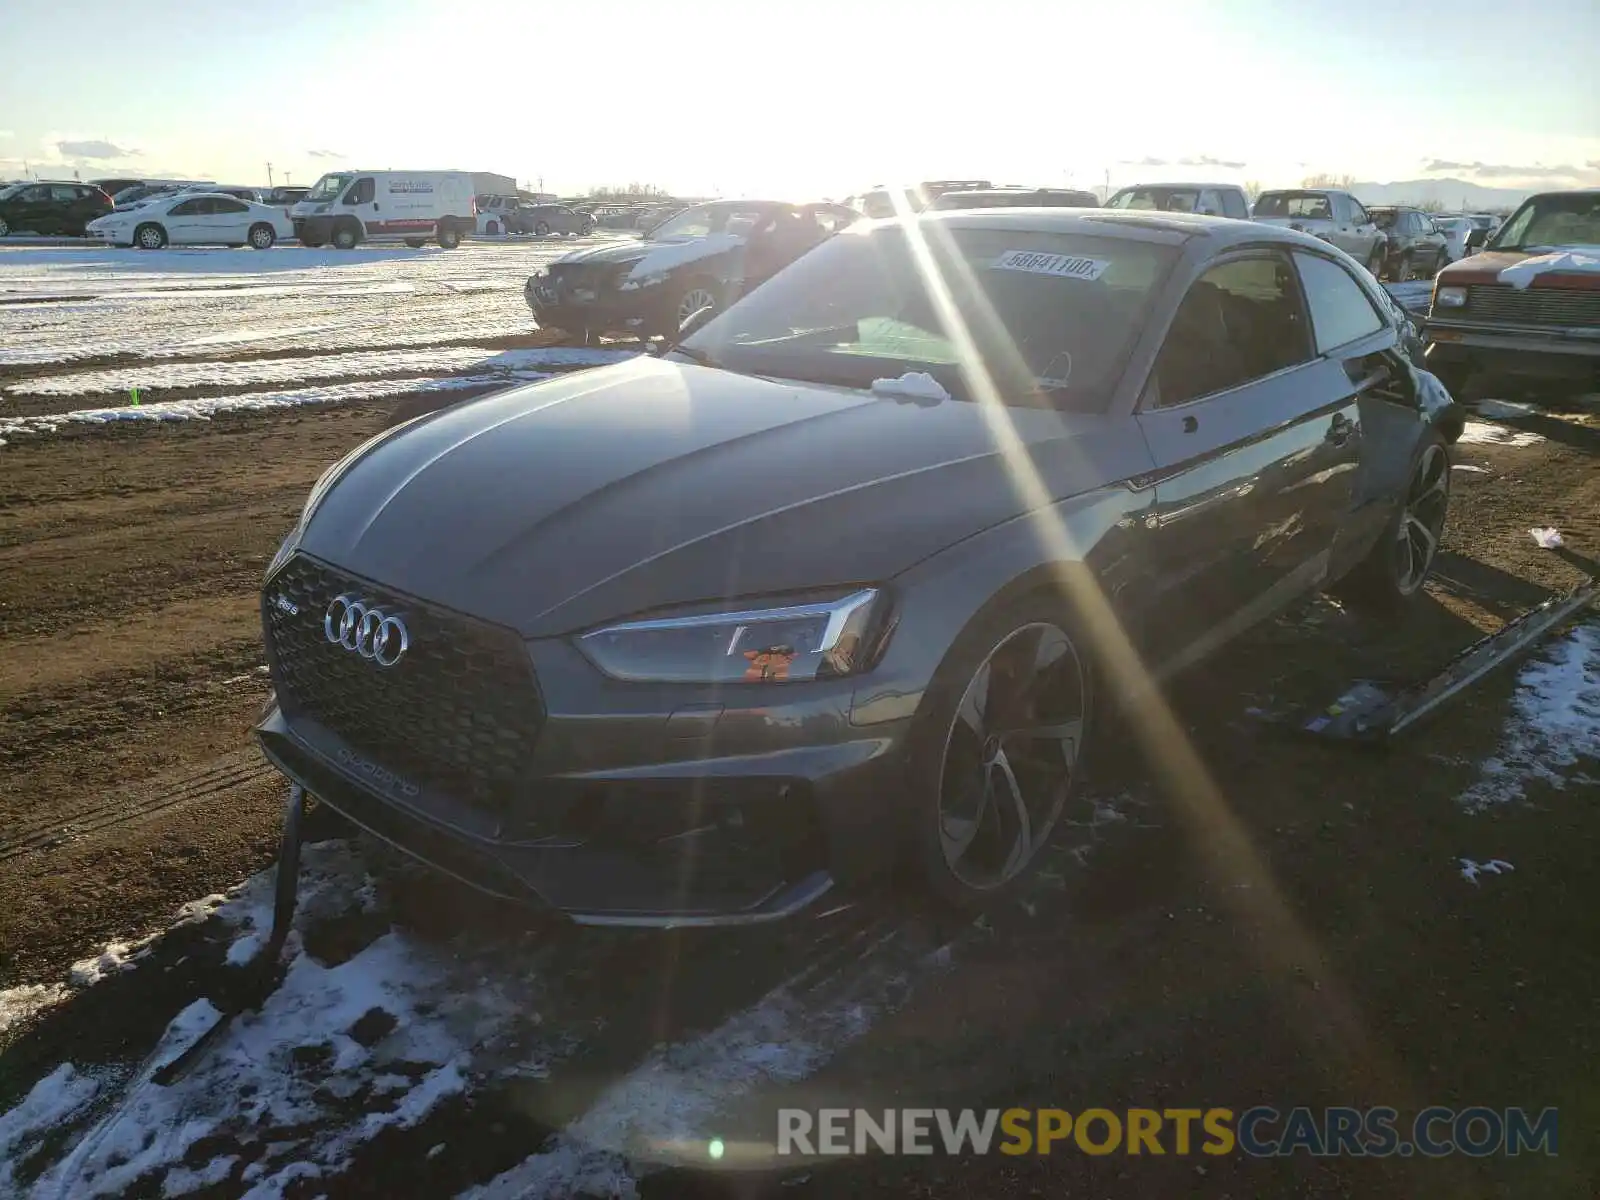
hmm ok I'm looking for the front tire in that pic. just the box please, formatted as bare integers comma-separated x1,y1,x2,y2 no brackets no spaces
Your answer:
1336,432,1450,614
906,596,1094,910
134,222,167,249
332,222,361,250
533,220,551,237
0,216,9,237
485,220,500,236
1366,245,1386,278
247,223,276,249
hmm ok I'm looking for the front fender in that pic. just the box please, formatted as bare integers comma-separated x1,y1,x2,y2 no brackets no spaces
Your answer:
849,481,1157,728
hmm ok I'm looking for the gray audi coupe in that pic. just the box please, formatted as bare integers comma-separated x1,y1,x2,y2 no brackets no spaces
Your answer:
257,209,1463,926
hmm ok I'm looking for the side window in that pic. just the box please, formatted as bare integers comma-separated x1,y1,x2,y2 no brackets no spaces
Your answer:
1293,252,1386,353
1197,190,1223,216
1150,254,1312,407
214,198,248,214
344,177,375,205
1221,191,1248,219
21,185,50,202
1349,199,1371,226
169,198,203,216
51,185,79,202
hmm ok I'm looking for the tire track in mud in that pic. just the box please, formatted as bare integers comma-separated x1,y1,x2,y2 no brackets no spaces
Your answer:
0,749,276,863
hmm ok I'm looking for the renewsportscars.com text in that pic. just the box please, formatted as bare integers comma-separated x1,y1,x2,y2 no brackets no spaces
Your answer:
777,1106,1558,1158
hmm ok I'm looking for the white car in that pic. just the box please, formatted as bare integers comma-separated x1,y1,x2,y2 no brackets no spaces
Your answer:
88,193,295,249
1431,215,1474,263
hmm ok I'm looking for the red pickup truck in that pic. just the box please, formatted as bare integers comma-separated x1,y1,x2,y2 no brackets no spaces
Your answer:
1423,189,1600,395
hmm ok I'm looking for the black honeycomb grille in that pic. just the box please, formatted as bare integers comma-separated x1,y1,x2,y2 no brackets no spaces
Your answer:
263,553,544,813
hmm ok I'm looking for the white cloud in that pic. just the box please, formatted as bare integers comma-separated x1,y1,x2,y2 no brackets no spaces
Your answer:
57,139,139,160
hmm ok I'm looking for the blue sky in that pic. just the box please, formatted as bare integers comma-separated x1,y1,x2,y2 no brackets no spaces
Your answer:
2,0,1596,198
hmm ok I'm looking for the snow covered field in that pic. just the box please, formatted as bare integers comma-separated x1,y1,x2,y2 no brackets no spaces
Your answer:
0,240,644,446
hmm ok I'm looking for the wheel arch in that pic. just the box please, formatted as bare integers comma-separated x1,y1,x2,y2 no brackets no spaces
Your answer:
849,482,1153,730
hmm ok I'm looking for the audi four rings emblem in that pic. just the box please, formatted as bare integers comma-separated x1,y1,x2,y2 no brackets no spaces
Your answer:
324,595,409,667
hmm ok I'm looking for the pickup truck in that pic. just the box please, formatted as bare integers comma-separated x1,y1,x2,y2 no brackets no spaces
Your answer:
1423,188,1600,395
1252,188,1386,275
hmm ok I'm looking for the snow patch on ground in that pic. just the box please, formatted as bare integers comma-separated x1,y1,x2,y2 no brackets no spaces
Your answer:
0,984,69,1036
5,843,566,1198
0,372,549,445
0,1065,105,1193
5,346,500,397
1457,420,1544,447
464,923,954,1200
1460,623,1600,811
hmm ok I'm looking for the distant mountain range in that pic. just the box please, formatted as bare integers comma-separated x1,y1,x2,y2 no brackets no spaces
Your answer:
1349,177,1536,212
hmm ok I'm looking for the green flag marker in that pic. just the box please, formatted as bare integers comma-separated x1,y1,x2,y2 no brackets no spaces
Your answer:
130,388,140,406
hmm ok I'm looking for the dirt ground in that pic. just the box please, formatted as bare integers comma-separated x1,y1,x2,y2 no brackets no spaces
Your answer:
2,363,1597,1196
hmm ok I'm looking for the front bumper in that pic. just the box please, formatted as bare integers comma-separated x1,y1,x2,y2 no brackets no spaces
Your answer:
524,276,674,335
1425,319,1600,380
256,666,911,926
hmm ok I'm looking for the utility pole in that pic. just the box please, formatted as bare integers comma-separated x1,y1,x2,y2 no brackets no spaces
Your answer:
284,171,291,186
266,162,274,187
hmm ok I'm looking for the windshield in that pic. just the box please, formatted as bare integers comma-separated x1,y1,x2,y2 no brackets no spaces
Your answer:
0,183,22,201
678,223,1178,410
648,203,777,240
1370,209,1399,229
1490,193,1600,252
1253,191,1334,219
1107,187,1200,212
306,173,354,202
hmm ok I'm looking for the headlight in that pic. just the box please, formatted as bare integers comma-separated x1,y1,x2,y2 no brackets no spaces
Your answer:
1434,286,1466,308
618,269,670,292
577,590,886,683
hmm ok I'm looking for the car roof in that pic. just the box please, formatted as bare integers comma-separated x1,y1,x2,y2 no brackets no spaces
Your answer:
886,207,1330,249
1112,181,1237,190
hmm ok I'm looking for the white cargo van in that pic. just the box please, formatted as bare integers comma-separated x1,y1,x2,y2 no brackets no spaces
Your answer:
292,170,476,249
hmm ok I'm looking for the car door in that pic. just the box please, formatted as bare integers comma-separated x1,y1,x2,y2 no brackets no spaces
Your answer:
10,184,52,232
208,197,252,241
163,197,207,243
340,175,378,235
1345,196,1380,260
1133,249,1359,674
1290,249,1421,578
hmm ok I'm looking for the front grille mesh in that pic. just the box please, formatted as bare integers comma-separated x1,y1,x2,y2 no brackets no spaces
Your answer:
263,554,544,814
1464,284,1600,329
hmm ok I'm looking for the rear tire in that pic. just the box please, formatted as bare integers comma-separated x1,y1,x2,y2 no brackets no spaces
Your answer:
247,222,276,249
300,236,325,248
404,238,426,249
0,216,9,237
905,593,1095,911
332,222,361,250
437,224,462,250
134,222,167,249
533,220,551,237
1335,432,1450,615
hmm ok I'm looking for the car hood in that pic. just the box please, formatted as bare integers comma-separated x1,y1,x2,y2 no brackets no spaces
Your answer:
1438,248,1600,290
547,233,743,277
295,358,1140,637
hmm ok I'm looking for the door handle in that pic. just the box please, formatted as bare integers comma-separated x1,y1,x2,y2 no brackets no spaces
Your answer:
1326,413,1354,446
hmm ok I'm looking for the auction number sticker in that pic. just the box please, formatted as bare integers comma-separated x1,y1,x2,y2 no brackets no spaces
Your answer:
991,250,1109,281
